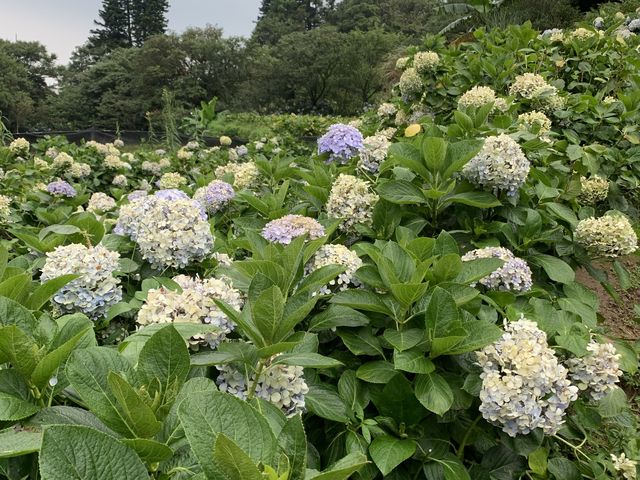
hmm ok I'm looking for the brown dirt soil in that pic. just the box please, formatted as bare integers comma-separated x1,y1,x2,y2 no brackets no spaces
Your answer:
575,255,640,341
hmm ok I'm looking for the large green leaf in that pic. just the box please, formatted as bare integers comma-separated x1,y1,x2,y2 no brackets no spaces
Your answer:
0,326,44,377
251,285,285,345
377,180,427,204
25,274,78,311
528,254,575,284
305,385,349,423
0,392,39,421
278,415,307,480
415,372,454,416
213,434,263,480
306,453,368,480
39,425,148,479
107,372,161,438
369,436,416,476
178,391,277,479
0,428,41,458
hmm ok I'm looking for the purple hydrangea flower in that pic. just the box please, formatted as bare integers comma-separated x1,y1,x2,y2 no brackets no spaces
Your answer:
194,180,235,214
127,190,149,202
154,189,189,201
47,180,77,198
318,124,364,163
262,215,325,245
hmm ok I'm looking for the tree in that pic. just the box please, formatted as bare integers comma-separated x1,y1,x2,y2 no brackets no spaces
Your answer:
131,0,170,46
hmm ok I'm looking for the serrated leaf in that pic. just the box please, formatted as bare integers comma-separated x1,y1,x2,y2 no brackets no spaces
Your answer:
415,372,453,416
369,436,416,476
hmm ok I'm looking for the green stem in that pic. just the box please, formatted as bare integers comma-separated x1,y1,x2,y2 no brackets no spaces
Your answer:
457,414,482,459
552,434,592,462
246,360,265,401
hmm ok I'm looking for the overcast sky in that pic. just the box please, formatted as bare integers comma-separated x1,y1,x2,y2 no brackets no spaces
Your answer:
0,0,261,64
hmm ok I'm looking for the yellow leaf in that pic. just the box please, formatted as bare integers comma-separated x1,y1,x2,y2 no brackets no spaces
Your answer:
405,124,422,137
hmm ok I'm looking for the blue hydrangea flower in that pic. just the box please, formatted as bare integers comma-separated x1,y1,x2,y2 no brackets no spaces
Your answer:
194,180,235,214
318,124,364,163
47,180,77,198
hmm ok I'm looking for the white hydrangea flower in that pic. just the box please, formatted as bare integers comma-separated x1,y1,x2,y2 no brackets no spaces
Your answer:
579,176,609,205
378,127,397,139
219,136,232,147
377,103,397,117
509,73,557,100
540,28,564,42
477,318,578,437
87,192,117,213
52,152,74,169
567,340,622,401
113,139,125,148
138,275,243,349
216,358,309,416
326,174,379,232
395,56,409,70
0,195,12,223
574,214,637,258
359,134,390,173
603,96,619,105
33,157,51,170
399,68,423,98
611,453,637,480
104,154,129,170
462,134,530,196
9,138,29,156
413,51,440,73
462,247,532,293
112,174,128,187
215,162,260,190
177,147,193,160
517,111,552,136
458,86,496,109
68,162,91,179
568,27,597,41
304,244,362,295
41,244,122,319
157,172,187,189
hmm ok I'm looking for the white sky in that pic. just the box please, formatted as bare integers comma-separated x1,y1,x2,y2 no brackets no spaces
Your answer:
0,0,261,64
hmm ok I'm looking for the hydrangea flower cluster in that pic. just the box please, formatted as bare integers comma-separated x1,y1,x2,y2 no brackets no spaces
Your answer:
317,124,364,163
52,152,74,169
219,135,232,146
566,340,622,401
304,244,363,295
177,147,193,160
395,56,409,70
47,180,77,198
262,215,325,245
142,159,171,175
41,244,122,319
326,174,379,232
540,28,564,42
104,154,130,170
569,27,597,41
115,193,213,269
611,453,637,480
579,176,609,205
0,195,11,223
157,172,187,189
462,134,530,196
399,68,423,98
509,73,556,100
458,86,496,109
215,162,260,190
113,174,128,187
413,51,440,73
461,247,532,293
574,214,638,258
137,275,243,349
477,318,578,437
33,157,50,170
87,192,117,213
193,180,235,214
9,138,29,156
359,134,390,173
518,111,552,136
68,162,91,178
377,103,397,117
216,359,309,416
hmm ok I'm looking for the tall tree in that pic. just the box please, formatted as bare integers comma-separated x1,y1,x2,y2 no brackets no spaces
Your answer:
131,0,170,46
89,0,132,51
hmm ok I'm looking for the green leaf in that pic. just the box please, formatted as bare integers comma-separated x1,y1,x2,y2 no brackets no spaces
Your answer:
415,372,453,416
357,361,397,384
0,392,39,421
456,258,504,284
305,385,349,423
422,137,447,173
39,425,149,479
306,453,368,480
136,325,190,418
425,454,471,480
433,254,463,282
393,350,435,374
309,305,370,331
528,447,548,476
0,325,44,378
0,272,31,303
528,254,575,284
331,289,392,315
0,245,7,281
107,372,161,438
273,353,342,369
31,324,91,390
252,285,285,345
0,427,41,458
336,328,384,356
178,391,277,479
278,415,307,480
425,287,461,339
28,406,118,437
377,180,427,204
445,191,501,208
213,433,263,480
547,457,581,480
597,387,627,418
383,329,424,352
0,296,38,331
66,347,137,437
25,274,79,311
369,436,416,476
121,439,173,463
